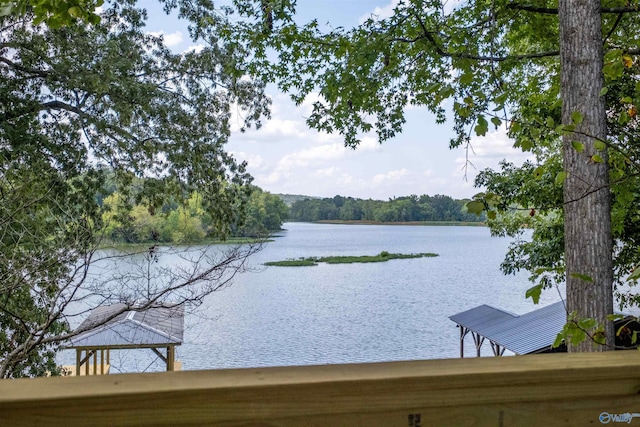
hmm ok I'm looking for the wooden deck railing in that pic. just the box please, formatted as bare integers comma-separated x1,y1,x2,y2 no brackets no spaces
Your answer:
1,352,640,426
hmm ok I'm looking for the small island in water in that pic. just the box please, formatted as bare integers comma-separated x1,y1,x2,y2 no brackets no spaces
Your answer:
265,251,438,267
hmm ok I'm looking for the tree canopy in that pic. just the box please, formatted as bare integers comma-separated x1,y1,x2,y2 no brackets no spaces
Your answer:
0,1,269,377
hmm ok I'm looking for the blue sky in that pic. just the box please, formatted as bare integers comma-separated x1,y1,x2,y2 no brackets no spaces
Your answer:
141,0,531,200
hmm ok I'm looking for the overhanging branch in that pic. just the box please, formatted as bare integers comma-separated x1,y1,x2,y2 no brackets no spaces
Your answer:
507,3,640,14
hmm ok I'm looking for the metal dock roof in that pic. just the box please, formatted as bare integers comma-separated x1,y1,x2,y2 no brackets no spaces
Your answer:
65,303,184,349
448,304,518,335
449,301,566,355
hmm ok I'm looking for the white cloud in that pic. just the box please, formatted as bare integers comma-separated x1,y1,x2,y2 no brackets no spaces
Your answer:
281,143,347,168
468,126,527,159
452,126,534,190
358,0,400,23
454,127,529,165
358,136,382,152
314,167,340,177
372,168,410,186
184,44,205,54
260,118,309,139
148,31,184,48
230,151,265,170
442,0,465,14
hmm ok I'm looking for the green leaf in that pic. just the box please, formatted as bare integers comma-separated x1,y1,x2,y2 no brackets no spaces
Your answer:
68,6,82,18
0,3,13,16
619,110,629,124
487,210,496,220
628,266,640,281
622,96,633,104
491,117,501,128
570,272,593,283
571,141,584,153
459,72,474,85
604,48,623,62
555,171,567,185
530,127,541,139
518,138,533,151
552,333,564,348
591,154,604,163
578,318,597,330
600,87,609,96
609,314,625,322
494,93,508,105
545,116,554,128
466,200,484,215
526,284,544,304
533,166,544,179
594,139,606,151
474,115,488,136
571,111,583,124
570,328,587,345
88,13,101,25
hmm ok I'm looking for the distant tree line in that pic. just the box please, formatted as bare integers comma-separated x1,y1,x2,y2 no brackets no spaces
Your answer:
288,194,484,223
102,181,484,245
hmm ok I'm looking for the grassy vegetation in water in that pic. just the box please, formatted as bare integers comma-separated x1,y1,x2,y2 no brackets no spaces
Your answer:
264,251,438,267
264,259,319,267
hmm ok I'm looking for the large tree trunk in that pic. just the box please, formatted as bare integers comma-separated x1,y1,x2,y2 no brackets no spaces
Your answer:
559,0,614,351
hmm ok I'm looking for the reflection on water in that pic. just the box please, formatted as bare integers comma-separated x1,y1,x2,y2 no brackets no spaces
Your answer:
59,222,563,372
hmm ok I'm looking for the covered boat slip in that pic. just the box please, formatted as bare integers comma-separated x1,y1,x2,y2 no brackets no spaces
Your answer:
449,300,640,357
62,303,184,375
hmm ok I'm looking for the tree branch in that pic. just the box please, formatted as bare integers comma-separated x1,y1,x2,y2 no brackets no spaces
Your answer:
507,4,558,14
507,3,640,14
394,10,561,62
0,56,50,78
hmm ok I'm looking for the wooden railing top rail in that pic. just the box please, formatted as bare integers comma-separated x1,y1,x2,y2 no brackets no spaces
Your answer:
1,352,640,426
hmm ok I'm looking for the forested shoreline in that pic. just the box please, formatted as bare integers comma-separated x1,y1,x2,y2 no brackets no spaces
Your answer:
101,185,289,244
104,187,484,246
287,194,484,223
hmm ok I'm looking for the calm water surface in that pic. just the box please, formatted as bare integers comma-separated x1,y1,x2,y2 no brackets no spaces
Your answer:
61,222,563,372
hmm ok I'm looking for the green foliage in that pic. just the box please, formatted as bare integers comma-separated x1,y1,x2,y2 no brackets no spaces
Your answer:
471,51,640,315
224,0,566,150
236,187,289,237
525,284,544,305
554,312,607,349
0,2,270,376
289,194,483,223
265,252,438,267
264,259,318,267
0,0,103,28
101,186,287,245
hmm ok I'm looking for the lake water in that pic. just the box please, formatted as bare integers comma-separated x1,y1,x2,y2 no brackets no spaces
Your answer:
60,222,564,373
